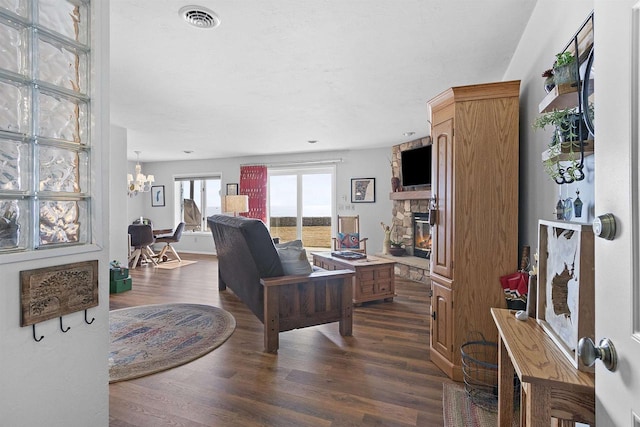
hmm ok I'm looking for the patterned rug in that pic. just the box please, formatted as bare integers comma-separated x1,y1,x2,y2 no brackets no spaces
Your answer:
109,303,236,383
155,260,198,270
443,382,518,427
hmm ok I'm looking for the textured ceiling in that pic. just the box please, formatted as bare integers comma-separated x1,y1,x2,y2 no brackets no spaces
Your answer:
110,0,537,162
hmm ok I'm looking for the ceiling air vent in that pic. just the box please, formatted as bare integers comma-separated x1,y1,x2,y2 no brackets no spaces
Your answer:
179,6,220,29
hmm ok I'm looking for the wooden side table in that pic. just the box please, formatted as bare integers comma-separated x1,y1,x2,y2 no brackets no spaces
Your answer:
491,308,595,427
312,252,395,305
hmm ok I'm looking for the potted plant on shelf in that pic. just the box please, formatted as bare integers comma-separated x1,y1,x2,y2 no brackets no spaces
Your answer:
388,225,406,256
532,107,590,183
553,51,578,86
542,68,555,93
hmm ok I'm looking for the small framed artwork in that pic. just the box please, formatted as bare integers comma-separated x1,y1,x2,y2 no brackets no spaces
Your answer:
151,185,165,207
226,183,239,195
351,178,375,203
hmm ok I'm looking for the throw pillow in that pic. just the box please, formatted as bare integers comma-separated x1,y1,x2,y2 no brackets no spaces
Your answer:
275,239,303,249
337,232,360,249
276,244,312,275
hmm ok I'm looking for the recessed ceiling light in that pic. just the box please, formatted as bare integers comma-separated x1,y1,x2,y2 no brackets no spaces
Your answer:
179,6,220,29
403,132,415,137
307,140,318,144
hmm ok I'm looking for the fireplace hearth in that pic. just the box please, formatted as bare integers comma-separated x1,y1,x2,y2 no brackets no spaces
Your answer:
413,212,431,259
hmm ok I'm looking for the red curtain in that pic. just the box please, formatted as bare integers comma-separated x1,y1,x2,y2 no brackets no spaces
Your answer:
239,165,267,223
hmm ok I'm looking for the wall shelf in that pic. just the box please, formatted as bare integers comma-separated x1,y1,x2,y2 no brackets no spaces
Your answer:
541,140,594,162
389,189,431,200
538,83,579,113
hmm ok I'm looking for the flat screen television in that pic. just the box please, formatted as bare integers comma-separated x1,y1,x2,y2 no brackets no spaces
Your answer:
401,145,432,187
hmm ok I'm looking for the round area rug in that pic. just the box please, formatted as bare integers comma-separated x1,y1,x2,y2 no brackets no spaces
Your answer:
109,303,236,383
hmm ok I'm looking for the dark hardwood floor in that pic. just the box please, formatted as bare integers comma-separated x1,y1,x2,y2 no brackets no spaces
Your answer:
109,253,453,427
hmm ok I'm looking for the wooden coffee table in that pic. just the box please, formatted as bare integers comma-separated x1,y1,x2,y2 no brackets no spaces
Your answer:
312,252,395,305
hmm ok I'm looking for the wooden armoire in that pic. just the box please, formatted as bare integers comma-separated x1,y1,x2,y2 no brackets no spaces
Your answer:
427,81,520,381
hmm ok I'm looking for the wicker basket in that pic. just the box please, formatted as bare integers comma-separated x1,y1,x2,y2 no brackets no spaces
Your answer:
461,333,520,412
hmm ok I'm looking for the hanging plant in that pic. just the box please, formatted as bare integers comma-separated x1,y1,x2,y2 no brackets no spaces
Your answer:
532,107,589,183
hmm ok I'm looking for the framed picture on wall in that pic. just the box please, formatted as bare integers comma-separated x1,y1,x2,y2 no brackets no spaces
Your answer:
351,178,375,203
151,185,165,207
226,183,239,195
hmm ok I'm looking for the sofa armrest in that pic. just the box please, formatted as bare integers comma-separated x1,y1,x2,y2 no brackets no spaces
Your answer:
260,269,354,287
260,269,354,353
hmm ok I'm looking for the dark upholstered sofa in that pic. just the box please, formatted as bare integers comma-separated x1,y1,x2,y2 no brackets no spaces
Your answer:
207,214,354,352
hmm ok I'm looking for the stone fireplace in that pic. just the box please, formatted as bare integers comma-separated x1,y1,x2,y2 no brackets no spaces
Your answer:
380,136,432,284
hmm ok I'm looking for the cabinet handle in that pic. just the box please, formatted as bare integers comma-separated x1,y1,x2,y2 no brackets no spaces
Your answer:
431,311,437,320
429,195,437,226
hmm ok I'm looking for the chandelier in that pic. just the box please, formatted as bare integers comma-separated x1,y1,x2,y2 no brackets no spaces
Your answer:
127,151,154,197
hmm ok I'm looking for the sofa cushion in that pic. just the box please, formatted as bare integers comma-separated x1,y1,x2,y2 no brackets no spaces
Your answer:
276,241,312,275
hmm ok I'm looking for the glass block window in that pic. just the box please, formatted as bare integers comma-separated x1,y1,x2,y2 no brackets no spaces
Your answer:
0,0,91,253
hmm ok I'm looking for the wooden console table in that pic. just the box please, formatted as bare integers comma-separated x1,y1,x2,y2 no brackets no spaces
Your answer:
491,308,595,427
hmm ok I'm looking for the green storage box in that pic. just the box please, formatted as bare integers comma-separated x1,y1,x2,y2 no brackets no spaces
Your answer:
110,267,129,281
110,277,132,293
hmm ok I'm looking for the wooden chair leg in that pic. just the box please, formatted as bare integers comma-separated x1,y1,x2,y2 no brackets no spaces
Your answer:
144,246,158,265
157,245,169,260
168,244,182,262
128,248,141,269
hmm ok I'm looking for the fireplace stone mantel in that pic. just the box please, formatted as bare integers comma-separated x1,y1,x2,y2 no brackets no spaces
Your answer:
388,189,431,201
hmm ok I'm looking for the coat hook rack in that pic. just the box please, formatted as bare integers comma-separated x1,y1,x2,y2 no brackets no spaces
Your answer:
33,324,44,342
59,317,70,333
84,309,95,325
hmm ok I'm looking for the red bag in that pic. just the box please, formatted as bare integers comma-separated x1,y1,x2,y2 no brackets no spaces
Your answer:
499,271,529,298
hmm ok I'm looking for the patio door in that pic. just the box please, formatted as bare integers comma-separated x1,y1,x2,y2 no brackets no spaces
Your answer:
268,167,334,248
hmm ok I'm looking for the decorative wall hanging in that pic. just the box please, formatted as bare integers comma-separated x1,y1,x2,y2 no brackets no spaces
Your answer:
239,165,267,222
151,185,165,207
226,183,238,195
537,220,594,371
21,260,99,341
351,178,376,203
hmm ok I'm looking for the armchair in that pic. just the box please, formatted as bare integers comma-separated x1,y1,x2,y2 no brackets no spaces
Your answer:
332,215,368,253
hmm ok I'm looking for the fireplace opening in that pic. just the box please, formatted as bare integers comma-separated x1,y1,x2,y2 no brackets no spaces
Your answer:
413,212,431,259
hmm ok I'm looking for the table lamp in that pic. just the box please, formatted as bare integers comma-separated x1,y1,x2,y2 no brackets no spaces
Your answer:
224,195,249,217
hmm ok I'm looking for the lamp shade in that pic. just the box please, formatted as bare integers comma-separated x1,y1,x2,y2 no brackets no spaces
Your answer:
224,195,249,214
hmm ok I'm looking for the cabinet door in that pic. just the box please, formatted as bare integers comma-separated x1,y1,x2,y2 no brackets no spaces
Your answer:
431,118,454,279
430,280,453,362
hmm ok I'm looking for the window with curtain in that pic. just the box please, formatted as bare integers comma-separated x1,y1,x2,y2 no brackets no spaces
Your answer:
0,1,91,253
174,176,221,231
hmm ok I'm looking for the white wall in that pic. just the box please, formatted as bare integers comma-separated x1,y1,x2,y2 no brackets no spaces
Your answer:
0,2,110,426
110,125,129,264
122,148,394,260
504,0,595,250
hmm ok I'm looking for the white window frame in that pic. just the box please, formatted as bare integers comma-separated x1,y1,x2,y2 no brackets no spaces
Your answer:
174,175,222,232
267,165,335,242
